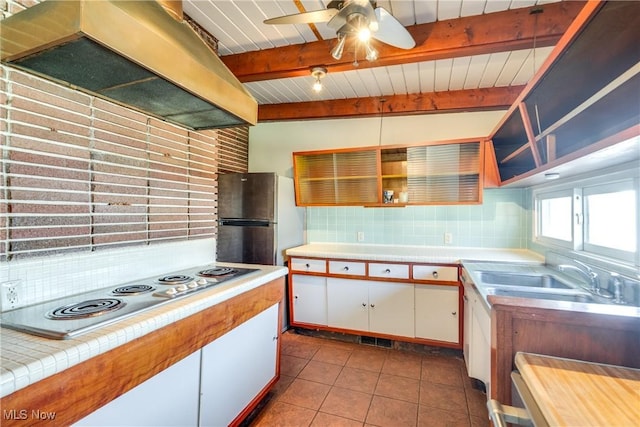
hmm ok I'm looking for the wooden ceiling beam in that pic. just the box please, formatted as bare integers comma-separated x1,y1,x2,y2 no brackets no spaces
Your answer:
257,86,525,122
223,1,584,82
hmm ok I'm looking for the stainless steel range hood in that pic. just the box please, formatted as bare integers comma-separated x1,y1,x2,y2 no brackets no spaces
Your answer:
0,0,257,130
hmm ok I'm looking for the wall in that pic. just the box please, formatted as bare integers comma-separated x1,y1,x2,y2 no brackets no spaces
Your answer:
306,189,528,248
248,111,505,177
248,112,532,249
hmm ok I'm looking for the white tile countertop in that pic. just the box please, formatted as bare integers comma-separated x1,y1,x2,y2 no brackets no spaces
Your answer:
286,243,545,264
0,263,287,398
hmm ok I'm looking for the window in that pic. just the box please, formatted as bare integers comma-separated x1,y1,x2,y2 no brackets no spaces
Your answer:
537,191,574,243
584,182,636,259
534,165,639,265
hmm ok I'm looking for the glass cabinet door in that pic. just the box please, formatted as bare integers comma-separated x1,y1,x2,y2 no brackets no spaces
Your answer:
294,149,379,205
407,142,481,204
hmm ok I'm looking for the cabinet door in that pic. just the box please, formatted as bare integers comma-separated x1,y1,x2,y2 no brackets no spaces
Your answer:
462,283,472,371
368,281,415,337
407,143,481,204
291,274,327,325
470,294,492,393
200,304,279,427
415,285,459,343
294,150,379,205
327,278,369,331
74,351,201,426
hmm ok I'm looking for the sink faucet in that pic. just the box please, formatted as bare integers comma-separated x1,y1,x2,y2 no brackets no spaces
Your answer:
557,260,600,294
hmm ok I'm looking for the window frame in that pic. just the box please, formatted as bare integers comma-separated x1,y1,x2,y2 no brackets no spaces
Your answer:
532,163,639,267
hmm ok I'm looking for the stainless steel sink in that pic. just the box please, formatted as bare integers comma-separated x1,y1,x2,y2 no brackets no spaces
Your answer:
478,271,572,289
487,288,595,303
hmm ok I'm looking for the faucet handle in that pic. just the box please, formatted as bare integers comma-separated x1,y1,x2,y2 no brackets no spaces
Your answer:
609,273,625,304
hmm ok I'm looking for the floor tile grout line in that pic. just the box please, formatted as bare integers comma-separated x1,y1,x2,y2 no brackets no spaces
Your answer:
276,332,480,426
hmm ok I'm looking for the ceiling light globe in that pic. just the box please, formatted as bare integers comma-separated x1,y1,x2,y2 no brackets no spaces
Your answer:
313,81,323,92
358,27,371,42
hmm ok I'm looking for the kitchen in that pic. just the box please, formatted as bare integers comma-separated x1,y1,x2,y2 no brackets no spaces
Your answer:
1,0,639,426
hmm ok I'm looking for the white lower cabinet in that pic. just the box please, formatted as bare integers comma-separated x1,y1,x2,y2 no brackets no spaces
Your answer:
75,304,279,427
462,280,491,394
74,350,201,427
200,303,279,427
291,274,327,325
415,284,459,344
327,278,414,337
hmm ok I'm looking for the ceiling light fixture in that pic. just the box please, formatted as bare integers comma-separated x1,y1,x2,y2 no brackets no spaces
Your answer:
331,11,380,64
311,66,327,92
544,172,560,180
365,42,379,61
331,34,346,60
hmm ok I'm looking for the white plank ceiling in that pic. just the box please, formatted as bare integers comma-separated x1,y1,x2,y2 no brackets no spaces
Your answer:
183,0,561,106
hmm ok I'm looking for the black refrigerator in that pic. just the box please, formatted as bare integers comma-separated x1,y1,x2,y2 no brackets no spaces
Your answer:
217,173,304,329
217,172,304,265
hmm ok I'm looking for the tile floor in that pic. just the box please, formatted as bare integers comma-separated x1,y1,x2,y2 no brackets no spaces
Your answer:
250,330,489,427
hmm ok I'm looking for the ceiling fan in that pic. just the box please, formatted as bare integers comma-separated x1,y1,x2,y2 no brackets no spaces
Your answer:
264,0,415,62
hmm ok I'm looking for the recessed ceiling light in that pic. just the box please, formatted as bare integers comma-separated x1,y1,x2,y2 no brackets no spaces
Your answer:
544,173,560,180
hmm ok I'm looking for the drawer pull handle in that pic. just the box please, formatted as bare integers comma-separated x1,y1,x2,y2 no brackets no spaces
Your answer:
370,304,375,308
384,269,391,273
305,263,310,268
432,271,439,278
452,311,457,316
294,295,298,299
343,266,349,271
362,303,367,307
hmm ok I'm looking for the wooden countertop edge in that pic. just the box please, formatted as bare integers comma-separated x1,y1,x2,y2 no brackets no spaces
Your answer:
515,352,640,426
0,277,285,427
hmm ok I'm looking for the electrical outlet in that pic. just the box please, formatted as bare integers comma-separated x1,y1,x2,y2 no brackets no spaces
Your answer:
1,280,20,310
357,231,365,242
444,232,453,244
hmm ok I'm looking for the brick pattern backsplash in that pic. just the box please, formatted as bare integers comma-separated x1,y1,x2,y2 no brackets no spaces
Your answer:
1,66,220,260
218,126,249,174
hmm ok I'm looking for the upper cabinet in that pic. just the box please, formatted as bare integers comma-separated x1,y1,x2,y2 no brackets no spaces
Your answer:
293,140,484,207
293,149,379,205
490,1,640,184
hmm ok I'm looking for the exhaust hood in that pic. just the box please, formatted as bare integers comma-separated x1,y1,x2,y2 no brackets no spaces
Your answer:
0,0,257,130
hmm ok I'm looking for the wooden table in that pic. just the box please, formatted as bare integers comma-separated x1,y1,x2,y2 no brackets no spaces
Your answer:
514,352,640,426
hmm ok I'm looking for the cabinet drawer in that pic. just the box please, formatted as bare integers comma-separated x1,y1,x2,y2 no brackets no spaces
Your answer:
413,265,458,282
328,261,366,276
368,263,410,279
290,258,326,273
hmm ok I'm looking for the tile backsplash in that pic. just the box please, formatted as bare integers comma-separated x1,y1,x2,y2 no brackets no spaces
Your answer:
0,239,216,312
306,188,529,248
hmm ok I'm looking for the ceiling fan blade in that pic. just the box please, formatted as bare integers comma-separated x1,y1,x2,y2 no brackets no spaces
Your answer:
372,7,416,49
264,8,338,25
328,0,376,31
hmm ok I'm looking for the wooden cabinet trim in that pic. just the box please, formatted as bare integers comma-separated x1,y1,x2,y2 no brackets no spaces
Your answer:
0,278,284,427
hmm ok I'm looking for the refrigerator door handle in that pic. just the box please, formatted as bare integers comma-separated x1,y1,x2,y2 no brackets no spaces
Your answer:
219,219,272,227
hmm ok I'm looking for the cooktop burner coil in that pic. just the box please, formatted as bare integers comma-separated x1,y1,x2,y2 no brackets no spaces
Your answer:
46,298,125,320
112,284,155,296
157,274,194,285
198,267,236,277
